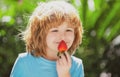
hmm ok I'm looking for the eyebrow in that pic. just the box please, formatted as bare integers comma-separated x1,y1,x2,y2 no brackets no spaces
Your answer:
66,27,74,30
67,27,74,29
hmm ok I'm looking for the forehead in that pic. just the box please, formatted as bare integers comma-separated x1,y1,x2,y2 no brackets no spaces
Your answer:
49,21,76,29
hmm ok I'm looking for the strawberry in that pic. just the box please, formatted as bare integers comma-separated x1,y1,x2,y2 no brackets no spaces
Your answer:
57,40,68,57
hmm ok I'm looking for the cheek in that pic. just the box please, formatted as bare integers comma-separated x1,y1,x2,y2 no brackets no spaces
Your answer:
65,33,75,48
67,33,75,41
46,33,57,44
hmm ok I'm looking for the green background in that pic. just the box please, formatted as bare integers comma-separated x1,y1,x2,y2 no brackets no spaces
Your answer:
0,0,120,77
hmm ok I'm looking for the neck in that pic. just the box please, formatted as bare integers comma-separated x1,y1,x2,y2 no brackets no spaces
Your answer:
43,51,58,61
43,54,58,61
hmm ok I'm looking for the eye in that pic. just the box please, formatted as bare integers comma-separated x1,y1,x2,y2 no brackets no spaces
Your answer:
66,30,72,32
51,30,58,32
50,28,58,32
66,29,73,32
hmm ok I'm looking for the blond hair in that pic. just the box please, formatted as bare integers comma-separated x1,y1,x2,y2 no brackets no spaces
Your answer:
22,1,83,57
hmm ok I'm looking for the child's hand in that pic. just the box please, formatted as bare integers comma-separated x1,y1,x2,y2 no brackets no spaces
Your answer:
56,52,71,77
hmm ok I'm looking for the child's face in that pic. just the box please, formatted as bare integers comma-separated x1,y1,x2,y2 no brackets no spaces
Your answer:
46,22,75,53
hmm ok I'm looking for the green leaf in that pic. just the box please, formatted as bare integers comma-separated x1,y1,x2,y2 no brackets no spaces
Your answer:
106,20,120,42
97,2,120,39
0,29,6,36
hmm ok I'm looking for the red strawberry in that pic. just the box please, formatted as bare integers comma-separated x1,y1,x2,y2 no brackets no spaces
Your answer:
57,40,68,57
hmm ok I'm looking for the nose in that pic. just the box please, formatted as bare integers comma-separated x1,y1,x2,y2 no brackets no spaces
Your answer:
59,32,66,40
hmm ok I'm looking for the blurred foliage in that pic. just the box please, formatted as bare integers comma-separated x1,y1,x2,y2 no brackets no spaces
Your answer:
0,0,120,77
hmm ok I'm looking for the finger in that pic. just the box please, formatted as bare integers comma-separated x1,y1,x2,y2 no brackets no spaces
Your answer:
63,52,67,60
61,53,67,64
56,60,61,68
58,55,64,65
65,52,71,63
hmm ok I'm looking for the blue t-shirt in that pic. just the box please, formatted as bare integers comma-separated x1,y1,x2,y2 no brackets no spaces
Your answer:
10,52,84,77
